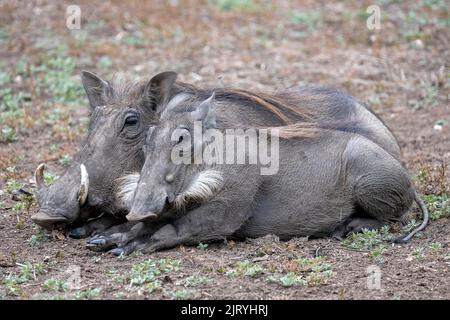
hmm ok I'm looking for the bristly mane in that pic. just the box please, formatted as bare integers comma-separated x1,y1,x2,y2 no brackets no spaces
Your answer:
170,83,321,139
102,77,321,138
175,83,318,125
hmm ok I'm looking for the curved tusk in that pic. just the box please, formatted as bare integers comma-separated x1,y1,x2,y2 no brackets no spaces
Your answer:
34,163,46,190
78,164,89,206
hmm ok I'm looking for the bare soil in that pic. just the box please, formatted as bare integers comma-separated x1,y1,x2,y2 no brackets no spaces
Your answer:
0,0,449,299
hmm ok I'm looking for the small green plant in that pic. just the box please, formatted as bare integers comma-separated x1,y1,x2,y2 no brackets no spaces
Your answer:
289,10,322,30
268,272,306,287
341,227,392,251
98,56,113,69
129,260,161,286
1,126,17,143
5,179,24,193
128,258,181,287
422,0,448,10
296,256,327,271
403,31,423,42
197,242,208,250
423,194,450,220
294,256,335,286
124,34,148,47
209,0,258,11
412,247,425,261
75,288,101,300
3,276,23,296
107,269,126,285
402,220,420,233
164,289,192,300
216,266,226,274
184,274,209,287
145,280,162,293
430,242,443,252
370,245,387,263
49,144,60,152
146,280,162,293
0,29,8,43
28,227,49,247
12,201,25,212
42,279,67,293
31,48,84,106
44,61,83,104
58,154,72,167
44,171,59,186
423,84,439,108
3,262,47,295
114,292,127,299
306,270,335,285
234,260,263,278
158,258,181,273
74,30,88,46
15,58,28,77
0,71,10,85
12,194,34,215
0,89,30,112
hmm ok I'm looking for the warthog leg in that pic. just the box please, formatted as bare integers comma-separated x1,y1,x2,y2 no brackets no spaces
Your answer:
86,221,162,253
67,215,124,239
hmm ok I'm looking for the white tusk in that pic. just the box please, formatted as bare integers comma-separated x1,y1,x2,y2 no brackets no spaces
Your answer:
34,163,46,190
78,164,89,206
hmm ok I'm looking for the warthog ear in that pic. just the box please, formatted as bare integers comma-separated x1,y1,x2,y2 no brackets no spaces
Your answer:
145,71,177,110
192,93,216,129
81,71,110,109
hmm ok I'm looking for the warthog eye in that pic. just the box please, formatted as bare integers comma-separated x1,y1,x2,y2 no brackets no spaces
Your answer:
125,114,138,126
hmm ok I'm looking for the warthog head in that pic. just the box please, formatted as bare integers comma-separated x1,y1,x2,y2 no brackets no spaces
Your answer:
126,94,223,222
32,71,178,229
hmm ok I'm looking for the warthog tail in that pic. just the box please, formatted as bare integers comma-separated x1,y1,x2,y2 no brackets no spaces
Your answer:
393,191,429,243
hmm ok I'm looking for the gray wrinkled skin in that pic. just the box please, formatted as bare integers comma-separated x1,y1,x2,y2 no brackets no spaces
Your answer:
109,95,415,254
34,71,401,239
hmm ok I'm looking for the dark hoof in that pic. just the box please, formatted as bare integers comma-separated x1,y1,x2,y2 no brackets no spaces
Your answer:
392,236,409,244
108,248,124,256
68,227,87,239
87,238,106,246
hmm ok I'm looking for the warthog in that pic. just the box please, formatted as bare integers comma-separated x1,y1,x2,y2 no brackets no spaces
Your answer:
32,71,403,239
32,71,178,232
86,94,427,255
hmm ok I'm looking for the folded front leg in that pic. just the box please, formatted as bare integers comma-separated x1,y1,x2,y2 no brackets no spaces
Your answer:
68,215,125,239
139,198,254,253
86,221,163,252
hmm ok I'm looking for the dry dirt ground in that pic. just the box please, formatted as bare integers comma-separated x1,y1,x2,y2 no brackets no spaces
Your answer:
0,0,449,300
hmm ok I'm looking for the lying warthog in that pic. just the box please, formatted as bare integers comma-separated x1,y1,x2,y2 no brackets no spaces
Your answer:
87,94,428,255
33,71,403,239
32,71,178,232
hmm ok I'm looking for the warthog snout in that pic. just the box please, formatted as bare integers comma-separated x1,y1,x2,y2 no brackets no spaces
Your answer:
32,162,90,229
127,190,172,222
31,211,68,229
